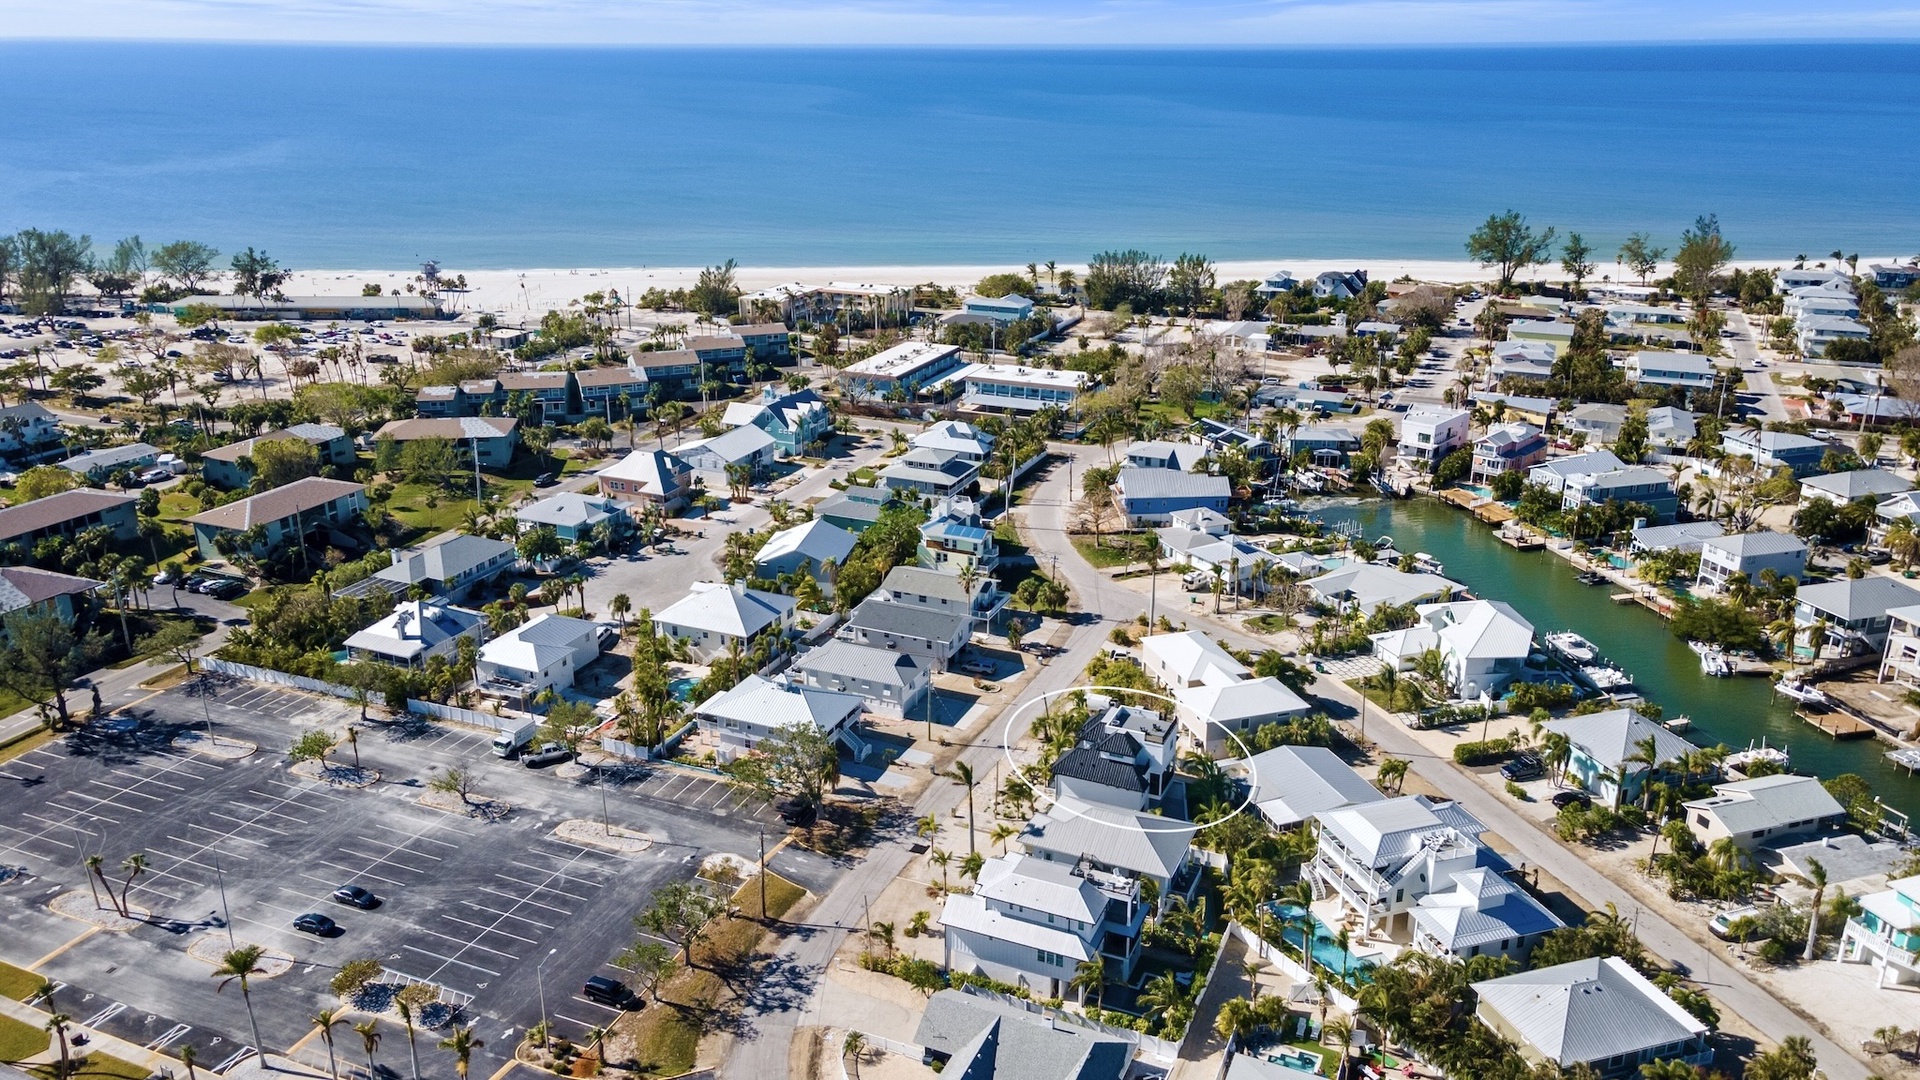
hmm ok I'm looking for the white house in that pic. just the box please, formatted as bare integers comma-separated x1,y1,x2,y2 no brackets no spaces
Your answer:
1625,350,1717,391
1305,563,1463,615
1370,599,1534,700
676,424,778,490
1313,796,1479,933
789,639,930,718
1795,576,1920,656
1155,522,1268,595
476,613,602,701
1839,873,1920,989
1174,677,1311,755
693,674,864,761
1139,630,1247,690
1561,404,1628,446
653,581,797,661
1695,531,1809,589
1019,794,1200,901
1409,867,1563,963
1472,958,1712,1078
1800,468,1912,506
940,852,1149,998
344,600,486,668
912,420,995,463
1527,450,1626,494
1680,774,1845,852
1397,406,1471,465
753,519,858,588
1124,439,1209,472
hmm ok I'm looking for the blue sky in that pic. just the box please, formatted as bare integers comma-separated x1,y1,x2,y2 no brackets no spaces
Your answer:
5,0,1920,44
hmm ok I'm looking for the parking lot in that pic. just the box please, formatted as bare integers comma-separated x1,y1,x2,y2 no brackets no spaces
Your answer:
0,680,822,1075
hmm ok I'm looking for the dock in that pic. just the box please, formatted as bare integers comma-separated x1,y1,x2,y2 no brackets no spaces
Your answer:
1797,708,1876,740
1497,530,1541,549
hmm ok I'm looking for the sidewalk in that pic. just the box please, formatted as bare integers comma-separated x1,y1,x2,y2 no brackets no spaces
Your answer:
0,988,188,1078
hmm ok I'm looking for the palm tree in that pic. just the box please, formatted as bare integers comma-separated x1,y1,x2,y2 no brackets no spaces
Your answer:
930,848,951,894
312,1008,345,1080
438,1025,483,1080
1068,956,1106,1008
45,1012,74,1079
948,761,979,854
178,1044,199,1080
989,822,1016,853
395,1000,421,1080
1215,997,1257,1050
211,945,268,1059
869,921,896,958
353,1020,381,1080
1802,856,1828,962
1625,734,1663,810
1375,757,1409,795
842,1031,867,1080
1324,1018,1354,1077
609,593,632,629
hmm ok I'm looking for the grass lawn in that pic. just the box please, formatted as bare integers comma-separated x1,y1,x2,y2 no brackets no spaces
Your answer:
0,960,48,1001
0,1013,49,1064
1245,614,1293,634
106,612,213,670
1070,531,1150,569
1280,1039,1331,1075
620,873,805,1077
31,1053,151,1080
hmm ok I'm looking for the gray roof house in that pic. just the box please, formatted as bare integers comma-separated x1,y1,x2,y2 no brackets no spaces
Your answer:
359,534,517,601
1304,563,1462,615
1646,406,1697,449
514,491,631,544
1629,520,1723,555
1795,576,1920,655
344,600,487,667
1681,773,1846,852
1696,530,1809,589
1542,708,1695,807
61,442,159,480
1113,466,1231,527
1124,440,1208,472
838,597,972,671
1236,745,1385,829
1801,468,1912,505
1472,958,1710,1077
1527,450,1626,493
788,639,930,718
1020,794,1198,896
1410,867,1563,962
913,990,1130,1080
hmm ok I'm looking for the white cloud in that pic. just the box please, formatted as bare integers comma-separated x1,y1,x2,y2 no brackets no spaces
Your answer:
4,0,1920,43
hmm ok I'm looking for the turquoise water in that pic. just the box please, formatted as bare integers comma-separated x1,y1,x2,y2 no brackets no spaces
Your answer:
2,44,1918,266
1315,498,1920,818
1270,903,1373,979
669,677,700,702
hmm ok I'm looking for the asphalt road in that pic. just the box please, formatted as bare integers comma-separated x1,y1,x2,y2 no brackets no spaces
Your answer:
0,679,815,1079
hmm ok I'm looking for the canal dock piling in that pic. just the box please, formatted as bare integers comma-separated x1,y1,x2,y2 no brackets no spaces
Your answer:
1797,708,1876,739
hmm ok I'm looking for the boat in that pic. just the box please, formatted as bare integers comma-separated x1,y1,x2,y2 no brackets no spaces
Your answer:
1664,715,1693,732
1688,641,1735,677
1412,552,1445,576
1574,570,1606,586
1545,631,1599,665
1775,678,1833,709
1581,664,1636,690
1725,739,1791,776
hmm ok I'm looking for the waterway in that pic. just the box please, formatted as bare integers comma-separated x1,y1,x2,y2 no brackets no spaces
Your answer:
1312,497,1920,820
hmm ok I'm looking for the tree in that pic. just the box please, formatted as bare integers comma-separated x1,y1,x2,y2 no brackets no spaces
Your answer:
1617,233,1665,285
230,247,290,311
949,761,979,855
1802,856,1827,961
843,1030,867,1080
289,729,338,767
398,436,460,490
724,721,839,813
312,1008,345,1080
613,940,677,1003
1069,956,1106,1008
1560,233,1596,293
429,766,480,805
1167,253,1217,314
0,609,106,728
689,259,740,315
13,229,94,315
1465,211,1556,292
153,241,221,291
211,945,269,1057
45,1011,74,1079
1673,214,1735,302
13,464,80,502
248,437,321,489
636,880,729,965
438,1025,484,1080
1745,1035,1818,1080
352,1020,381,1080
1084,249,1168,311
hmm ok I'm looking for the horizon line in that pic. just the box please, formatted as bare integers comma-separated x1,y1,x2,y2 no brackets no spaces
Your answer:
6,36,1920,50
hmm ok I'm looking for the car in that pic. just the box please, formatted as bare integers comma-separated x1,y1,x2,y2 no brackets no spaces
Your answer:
332,885,379,909
98,415,113,424
293,912,337,935
957,660,994,677
1550,790,1592,810
1499,754,1545,782
137,467,172,484
211,370,233,382
153,569,176,586
521,743,572,768
1709,904,1762,940
208,580,249,600
582,976,631,1007
533,472,557,488
777,797,818,827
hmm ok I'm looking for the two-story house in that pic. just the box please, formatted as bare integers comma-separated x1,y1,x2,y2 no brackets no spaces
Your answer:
941,852,1150,999
1470,423,1548,481
1370,599,1535,700
1561,466,1679,523
1113,466,1231,526
653,581,796,662
879,447,980,499
374,416,520,469
789,639,930,719
0,402,66,463
0,490,138,552
1047,703,1180,811
1795,576,1920,657
1398,406,1471,465
1695,531,1809,590
1721,428,1828,476
721,386,832,458
597,448,693,515
837,596,971,672
879,563,1006,629
367,534,517,601
188,477,368,560
1840,873,1920,989
201,423,357,490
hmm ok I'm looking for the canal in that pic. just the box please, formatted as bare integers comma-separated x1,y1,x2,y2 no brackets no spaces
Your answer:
1313,497,1920,820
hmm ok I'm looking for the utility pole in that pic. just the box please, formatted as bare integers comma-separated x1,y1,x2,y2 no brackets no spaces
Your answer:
758,826,767,919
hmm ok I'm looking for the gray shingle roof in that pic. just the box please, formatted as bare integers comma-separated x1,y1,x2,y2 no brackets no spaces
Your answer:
793,639,925,687
1542,708,1694,772
844,598,969,642
1115,466,1230,500
0,489,136,543
914,990,1130,1080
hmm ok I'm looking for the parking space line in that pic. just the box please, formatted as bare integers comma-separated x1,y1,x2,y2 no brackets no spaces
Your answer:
182,824,268,846
205,811,288,835
493,872,592,899
437,914,537,945
402,944,499,977
317,860,409,887
337,848,437,869
221,803,311,825
84,780,166,801
568,997,624,1015
458,901,555,929
108,769,187,792
411,926,520,959
345,841,442,862
479,885,573,915
369,824,458,847
28,808,119,827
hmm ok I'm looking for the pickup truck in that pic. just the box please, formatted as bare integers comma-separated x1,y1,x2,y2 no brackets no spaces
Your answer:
521,743,573,768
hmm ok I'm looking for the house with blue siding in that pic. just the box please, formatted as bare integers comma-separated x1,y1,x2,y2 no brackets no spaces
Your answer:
1721,428,1829,476
1113,466,1230,526
721,386,832,457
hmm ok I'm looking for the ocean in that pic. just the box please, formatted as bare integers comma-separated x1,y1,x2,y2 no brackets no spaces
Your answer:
1,42,1918,270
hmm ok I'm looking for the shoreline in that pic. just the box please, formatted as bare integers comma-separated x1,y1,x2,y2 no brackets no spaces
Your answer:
284,256,1875,317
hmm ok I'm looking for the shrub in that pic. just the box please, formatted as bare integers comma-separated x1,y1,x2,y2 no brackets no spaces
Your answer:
1505,781,1529,800
395,983,438,1009
1453,737,1515,766
1507,681,1574,710
331,958,384,997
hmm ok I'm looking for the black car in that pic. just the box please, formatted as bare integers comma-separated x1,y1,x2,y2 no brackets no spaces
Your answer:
777,797,818,827
582,976,631,1007
521,743,572,768
1500,754,1546,782
1550,790,1592,810
532,472,558,488
332,885,379,909
293,912,338,935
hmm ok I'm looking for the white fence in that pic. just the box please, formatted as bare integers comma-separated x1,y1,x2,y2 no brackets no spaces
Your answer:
1227,921,1361,1016
952,983,1183,1062
406,698,536,734
201,659,360,702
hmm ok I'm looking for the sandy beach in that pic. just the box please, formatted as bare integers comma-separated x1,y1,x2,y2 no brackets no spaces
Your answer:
283,256,1846,318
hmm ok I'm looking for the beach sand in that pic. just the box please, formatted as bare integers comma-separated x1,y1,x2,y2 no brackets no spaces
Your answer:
283,257,1813,318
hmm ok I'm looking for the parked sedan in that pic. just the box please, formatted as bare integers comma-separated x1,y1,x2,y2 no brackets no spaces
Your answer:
332,885,379,909
1550,790,1592,810
293,912,338,935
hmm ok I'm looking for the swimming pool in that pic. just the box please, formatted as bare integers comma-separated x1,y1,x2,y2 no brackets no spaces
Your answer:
669,677,701,701
1268,903,1373,980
